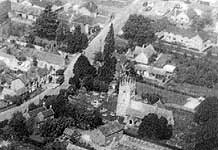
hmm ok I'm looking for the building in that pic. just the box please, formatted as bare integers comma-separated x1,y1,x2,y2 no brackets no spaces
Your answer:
71,15,107,35
9,1,43,25
90,121,124,146
135,63,176,84
157,25,218,52
116,76,174,126
78,1,98,18
26,103,54,127
0,0,11,37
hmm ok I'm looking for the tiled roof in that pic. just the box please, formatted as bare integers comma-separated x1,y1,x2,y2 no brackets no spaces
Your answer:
134,44,156,58
163,25,196,38
72,15,94,25
28,107,46,118
41,108,54,118
98,121,124,137
127,101,174,125
153,54,172,68
163,25,218,43
80,1,98,13
22,48,65,66
11,2,42,16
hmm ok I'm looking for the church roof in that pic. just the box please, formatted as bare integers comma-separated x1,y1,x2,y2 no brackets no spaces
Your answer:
127,101,174,125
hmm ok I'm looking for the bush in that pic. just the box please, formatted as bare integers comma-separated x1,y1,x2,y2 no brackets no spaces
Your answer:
138,113,173,140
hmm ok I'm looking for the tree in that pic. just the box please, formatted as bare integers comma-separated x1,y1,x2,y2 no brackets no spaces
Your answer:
69,76,81,90
8,112,29,140
32,4,59,40
194,119,218,150
93,51,104,64
194,97,218,124
122,14,156,46
138,113,172,140
141,93,161,104
66,26,88,54
40,117,75,138
98,56,117,84
73,55,97,80
45,95,68,118
103,24,115,60
55,20,70,45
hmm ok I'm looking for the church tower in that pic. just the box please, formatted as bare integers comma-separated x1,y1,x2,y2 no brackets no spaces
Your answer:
116,76,136,117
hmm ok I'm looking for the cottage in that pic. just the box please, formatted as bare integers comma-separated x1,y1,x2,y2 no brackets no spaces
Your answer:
135,64,175,84
9,2,43,25
90,121,124,146
79,1,98,18
157,25,218,52
133,44,157,65
26,104,54,128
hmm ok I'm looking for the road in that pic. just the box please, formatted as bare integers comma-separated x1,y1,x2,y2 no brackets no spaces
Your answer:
84,0,145,64
0,0,145,121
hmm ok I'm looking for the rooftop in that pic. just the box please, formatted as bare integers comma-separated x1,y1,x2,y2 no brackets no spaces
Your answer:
41,108,54,118
80,1,98,13
28,106,46,118
11,2,42,16
134,44,156,58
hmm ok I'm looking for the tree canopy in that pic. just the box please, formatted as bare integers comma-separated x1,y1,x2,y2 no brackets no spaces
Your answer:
8,112,30,140
122,14,156,47
66,26,89,54
194,97,218,124
32,5,59,40
175,57,218,88
73,54,97,80
138,113,172,140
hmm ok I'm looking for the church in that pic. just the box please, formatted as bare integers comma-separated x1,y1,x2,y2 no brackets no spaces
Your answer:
116,76,174,127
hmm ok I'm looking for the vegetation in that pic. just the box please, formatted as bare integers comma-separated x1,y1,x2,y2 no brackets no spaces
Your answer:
122,14,156,47
175,57,218,88
141,93,162,105
66,25,89,54
194,97,218,124
8,112,30,141
138,113,173,140
97,24,117,84
32,5,59,41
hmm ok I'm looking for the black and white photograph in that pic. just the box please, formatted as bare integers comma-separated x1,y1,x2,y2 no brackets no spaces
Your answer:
0,0,217,149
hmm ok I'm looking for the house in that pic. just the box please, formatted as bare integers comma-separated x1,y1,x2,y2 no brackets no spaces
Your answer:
26,104,54,127
79,1,98,18
169,10,190,27
35,107,55,124
184,97,205,111
135,64,176,84
90,121,124,146
9,1,43,25
157,25,218,52
71,15,107,35
133,44,157,65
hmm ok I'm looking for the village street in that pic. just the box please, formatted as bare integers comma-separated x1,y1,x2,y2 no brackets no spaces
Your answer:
0,0,145,121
